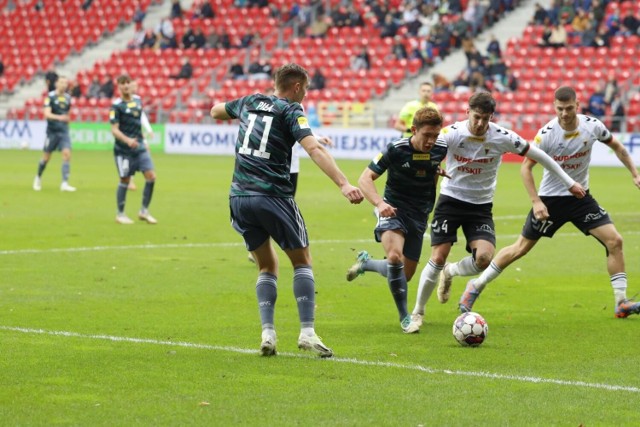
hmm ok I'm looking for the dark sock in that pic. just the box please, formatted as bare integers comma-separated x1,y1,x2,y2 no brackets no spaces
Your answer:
142,180,155,210
293,265,315,329
256,272,278,329
37,160,47,177
387,263,408,320
117,183,128,214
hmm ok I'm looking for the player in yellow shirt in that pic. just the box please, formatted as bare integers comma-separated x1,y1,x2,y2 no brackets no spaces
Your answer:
394,82,438,138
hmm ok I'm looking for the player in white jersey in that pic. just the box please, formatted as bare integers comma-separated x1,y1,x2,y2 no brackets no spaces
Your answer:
405,91,585,333
453,86,640,318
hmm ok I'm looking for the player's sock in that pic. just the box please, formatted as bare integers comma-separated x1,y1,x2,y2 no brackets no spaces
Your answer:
293,265,315,329
363,259,388,277
61,161,70,183
256,272,278,329
387,263,408,320
37,160,47,177
473,261,503,291
142,180,155,210
412,260,442,315
610,272,627,305
117,182,128,213
449,256,482,278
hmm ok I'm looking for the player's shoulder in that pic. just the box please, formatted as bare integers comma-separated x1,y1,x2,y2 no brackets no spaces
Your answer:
440,120,465,136
536,118,558,139
111,97,124,106
132,94,142,101
47,90,56,98
578,114,604,129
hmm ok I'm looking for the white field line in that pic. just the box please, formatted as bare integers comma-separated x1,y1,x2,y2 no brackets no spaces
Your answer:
3,229,640,256
2,325,638,393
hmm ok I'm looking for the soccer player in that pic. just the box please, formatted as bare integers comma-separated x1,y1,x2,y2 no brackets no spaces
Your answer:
33,76,76,192
126,79,154,192
451,86,640,318
210,63,364,357
394,82,438,138
406,91,586,333
346,107,447,332
109,74,158,225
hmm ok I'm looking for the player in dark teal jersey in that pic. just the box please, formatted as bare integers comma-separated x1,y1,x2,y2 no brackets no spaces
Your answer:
211,63,364,358
345,107,447,333
109,74,158,225
32,76,77,192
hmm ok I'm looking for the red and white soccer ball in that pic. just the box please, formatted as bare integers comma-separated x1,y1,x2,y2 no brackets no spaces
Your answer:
453,312,488,347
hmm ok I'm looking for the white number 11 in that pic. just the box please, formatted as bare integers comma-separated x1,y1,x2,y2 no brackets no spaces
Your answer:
238,113,273,159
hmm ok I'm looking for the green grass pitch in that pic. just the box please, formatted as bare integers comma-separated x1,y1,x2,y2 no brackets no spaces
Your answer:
1,149,639,425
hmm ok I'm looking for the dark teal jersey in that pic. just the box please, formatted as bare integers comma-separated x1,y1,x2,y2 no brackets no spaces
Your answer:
109,95,145,156
44,90,71,134
368,138,447,216
225,93,313,197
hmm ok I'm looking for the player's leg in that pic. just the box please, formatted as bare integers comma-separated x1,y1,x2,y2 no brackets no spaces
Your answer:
138,152,157,224
114,154,134,224
33,138,53,191
59,138,76,191
589,223,639,317
379,229,412,329
411,242,451,320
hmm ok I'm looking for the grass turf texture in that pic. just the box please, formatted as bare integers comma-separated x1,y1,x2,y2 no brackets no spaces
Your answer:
1,149,639,425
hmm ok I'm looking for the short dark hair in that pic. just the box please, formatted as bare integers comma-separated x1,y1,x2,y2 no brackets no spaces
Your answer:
420,81,433,88
116,74,131,84
413,106,443,129
468,91,496,114
274,63,308,92
554,86,577,102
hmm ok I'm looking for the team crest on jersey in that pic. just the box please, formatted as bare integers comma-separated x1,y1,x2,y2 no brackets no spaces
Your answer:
415,169,426,177
109,110,115,120
413,153,430,160
297,117,310,129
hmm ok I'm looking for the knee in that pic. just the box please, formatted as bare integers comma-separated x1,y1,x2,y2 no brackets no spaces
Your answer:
606,233,623,253
386,250,403,265
474,252,493,270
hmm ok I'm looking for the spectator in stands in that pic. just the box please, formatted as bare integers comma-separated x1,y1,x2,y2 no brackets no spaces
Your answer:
622,7,639,35
310,68,326,90
605,9,621,36
539,21,567,48
34,0,44,11
391,36,408,60
580,20,597,46
220,31,233,49
229,62,246,80
432,73,452,93
182,26,197,49
465,45,485,72
87,77,101,99
531,2,548,24
571,9,590,35
308,12,329,38
81,0,93,11
68,80,82,98
486,54,507,81
240,32,257,48
394,82,438,138
205,31,220,49
486,34,501,58
417,4,438,37
193,28,206,49
156,18,175,40
495,67,518,92
592,25,610,47
248,0,268,6
379,13,399,38
463,0,486,37
603,71,618,105
128,27,146,49
401,1,421,36
351,47,371,71
610,94,625,133
586,83,606,119
0,55,4,77
247,58,272,80
133,0,146,31
558,0,575,24
159,34,178,50
99,75,115,99
170,0,183,19
170,57,193,80
330,5,350,27
141,29,157,49
198,0,215,18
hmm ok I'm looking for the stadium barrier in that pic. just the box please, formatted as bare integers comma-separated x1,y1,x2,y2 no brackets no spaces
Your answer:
2,120,640,167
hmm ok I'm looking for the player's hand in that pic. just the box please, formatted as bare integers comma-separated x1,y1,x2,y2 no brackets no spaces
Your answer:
341,184,364,204
632,175,640,190
317,136,334,147
376,201,397,218
58,114,70,122
129,138,139,149
437,167,451,179
532,200,549,221
568,182,585,199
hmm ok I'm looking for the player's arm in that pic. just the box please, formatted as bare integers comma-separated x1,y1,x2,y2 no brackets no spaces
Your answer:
523,145,585,198
111,123,139,148
520,158,549,221
605,137,640,189
358,168,396,217
43,106,69,122
299,134,363,204
210,102,232,120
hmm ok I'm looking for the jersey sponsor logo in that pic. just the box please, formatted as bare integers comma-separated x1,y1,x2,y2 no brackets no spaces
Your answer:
534,135,542,144
467,136,485,142
442,127,450,134
127,102,137,108
553,150,589,162
412,153,430,160
57,96,66,102
297,116,310,129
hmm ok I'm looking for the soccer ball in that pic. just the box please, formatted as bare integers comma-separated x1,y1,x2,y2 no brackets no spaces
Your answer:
453,312,488,347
